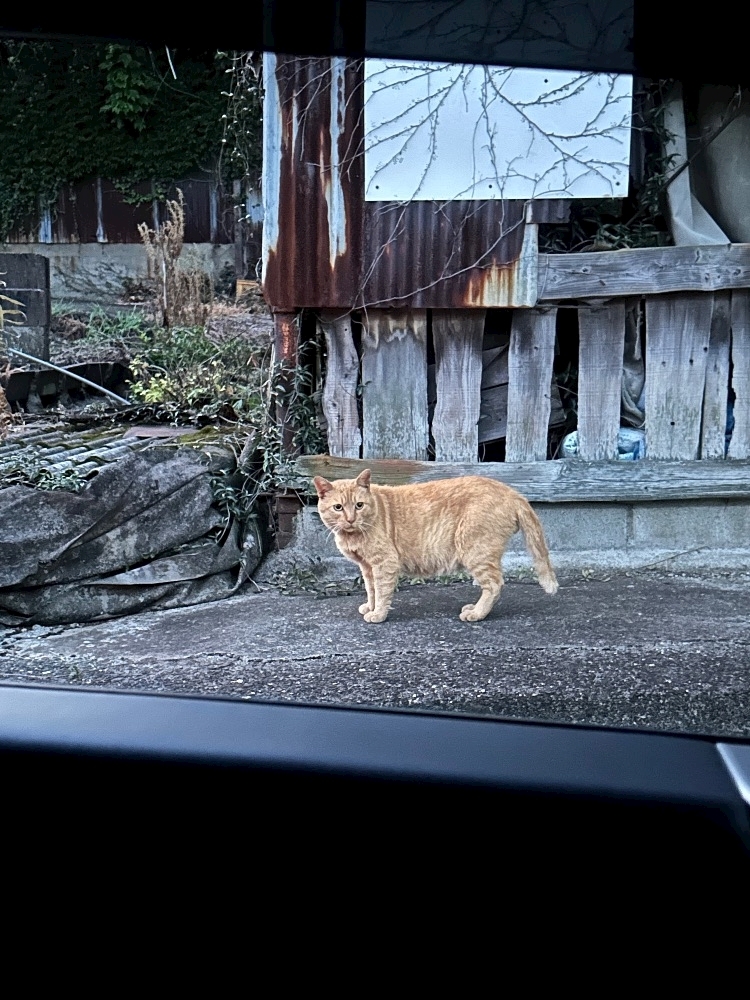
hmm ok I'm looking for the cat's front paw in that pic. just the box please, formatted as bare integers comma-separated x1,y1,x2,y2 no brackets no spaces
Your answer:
363,610,388,623
359,602,373,615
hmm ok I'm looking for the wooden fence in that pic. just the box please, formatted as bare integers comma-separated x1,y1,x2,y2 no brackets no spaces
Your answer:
299,245,750,502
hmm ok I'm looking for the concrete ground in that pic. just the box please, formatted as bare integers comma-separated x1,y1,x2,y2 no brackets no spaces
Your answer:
1,570,749,737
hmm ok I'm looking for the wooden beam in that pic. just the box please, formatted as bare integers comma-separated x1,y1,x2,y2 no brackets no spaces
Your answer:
505,308,557,462
431,310,485,462
729,289,750,459
361,309,428,460
294,455,750,503
645,293,713,460
577,302,626,460
538,245,750,301
318,312,361,459
273,311,299,455
700,292,731,459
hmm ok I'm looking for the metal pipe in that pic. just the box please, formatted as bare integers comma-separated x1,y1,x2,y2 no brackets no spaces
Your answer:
5,348,130,406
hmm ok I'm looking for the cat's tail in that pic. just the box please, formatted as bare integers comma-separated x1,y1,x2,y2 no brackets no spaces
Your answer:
516,501,559,595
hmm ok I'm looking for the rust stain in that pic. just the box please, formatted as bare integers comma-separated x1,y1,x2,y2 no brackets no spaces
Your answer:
263,57,553,311
273,312,298,363
463,263,518,308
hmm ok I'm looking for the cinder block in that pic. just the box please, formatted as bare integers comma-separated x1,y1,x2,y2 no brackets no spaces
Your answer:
631,500,750,549
507,503,629,552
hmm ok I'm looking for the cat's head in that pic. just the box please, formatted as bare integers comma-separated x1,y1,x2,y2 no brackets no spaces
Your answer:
313,469,373,534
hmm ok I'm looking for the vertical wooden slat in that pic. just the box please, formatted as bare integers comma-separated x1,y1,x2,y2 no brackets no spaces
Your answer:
645,293,713,460
577,302,626,460
273,311,299,455
362,309,428,460
318,312,361,458
700,292,731,458
431,310,485,462
729,289,750,459
505,308,557,462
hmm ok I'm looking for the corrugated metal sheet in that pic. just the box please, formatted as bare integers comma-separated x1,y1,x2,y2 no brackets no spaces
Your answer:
0,426,151,482
262,54,571,310
7,176,234,245
99,181,155,244
262,55,363,309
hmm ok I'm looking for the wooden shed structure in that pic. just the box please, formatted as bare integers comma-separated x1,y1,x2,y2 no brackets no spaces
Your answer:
261,54,750,523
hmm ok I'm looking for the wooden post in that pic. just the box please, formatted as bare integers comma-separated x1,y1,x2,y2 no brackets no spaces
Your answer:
505,308,557,462
361,310,428,460
273,311,299,455
431,310,485,462
700,292,731,459
318,312,361,458
729,289,750,459
577,302,626,461
645,293,713,460
275,491,303,550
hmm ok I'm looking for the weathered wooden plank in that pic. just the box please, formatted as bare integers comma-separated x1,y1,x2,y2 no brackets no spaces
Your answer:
505,308,557,462
430,347,508,401
295,455,750,503
478,383,509,444
700,292,731,459
481,345,509,389
477,384,565,444
729,289,750,459
538,245,750,301
577,302,626,460
431,310,485,462
361,309,428,460
318,312,361,459
645,293,713,460
429,350,508,444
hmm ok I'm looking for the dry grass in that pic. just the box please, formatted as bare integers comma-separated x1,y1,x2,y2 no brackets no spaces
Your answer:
138,189,213,329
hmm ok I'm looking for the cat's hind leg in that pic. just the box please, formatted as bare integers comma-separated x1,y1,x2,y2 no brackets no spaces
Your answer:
460,551,504,622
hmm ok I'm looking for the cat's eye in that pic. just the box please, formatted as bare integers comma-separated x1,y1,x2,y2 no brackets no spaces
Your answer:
333,503,343,510
356,502,364,509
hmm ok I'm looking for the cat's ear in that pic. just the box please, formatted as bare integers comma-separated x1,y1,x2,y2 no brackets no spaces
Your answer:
356,469,371,489
313,476,334,498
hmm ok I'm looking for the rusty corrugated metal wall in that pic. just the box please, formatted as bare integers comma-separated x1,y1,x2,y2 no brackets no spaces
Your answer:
262,54,569,311
7,176,235,245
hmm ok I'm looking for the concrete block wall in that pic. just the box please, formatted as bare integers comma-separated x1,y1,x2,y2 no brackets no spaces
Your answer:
1,244,234,309
255,499,750,585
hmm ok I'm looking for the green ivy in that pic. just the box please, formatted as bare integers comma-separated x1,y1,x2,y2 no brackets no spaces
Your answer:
0,41,245,238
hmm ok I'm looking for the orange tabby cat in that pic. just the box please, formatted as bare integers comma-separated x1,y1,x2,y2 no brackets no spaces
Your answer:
313,469,558,623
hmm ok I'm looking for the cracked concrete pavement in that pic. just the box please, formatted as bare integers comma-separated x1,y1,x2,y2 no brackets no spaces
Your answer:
2,570,749,737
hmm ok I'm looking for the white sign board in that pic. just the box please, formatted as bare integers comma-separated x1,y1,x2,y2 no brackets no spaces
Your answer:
363,61,633,202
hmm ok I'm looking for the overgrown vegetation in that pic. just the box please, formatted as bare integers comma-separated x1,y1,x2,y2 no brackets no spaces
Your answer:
0,455,88,491
128,324,267,423
218,52,264,197
0,41,252,238
138,189,213,328
539,80,676,252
